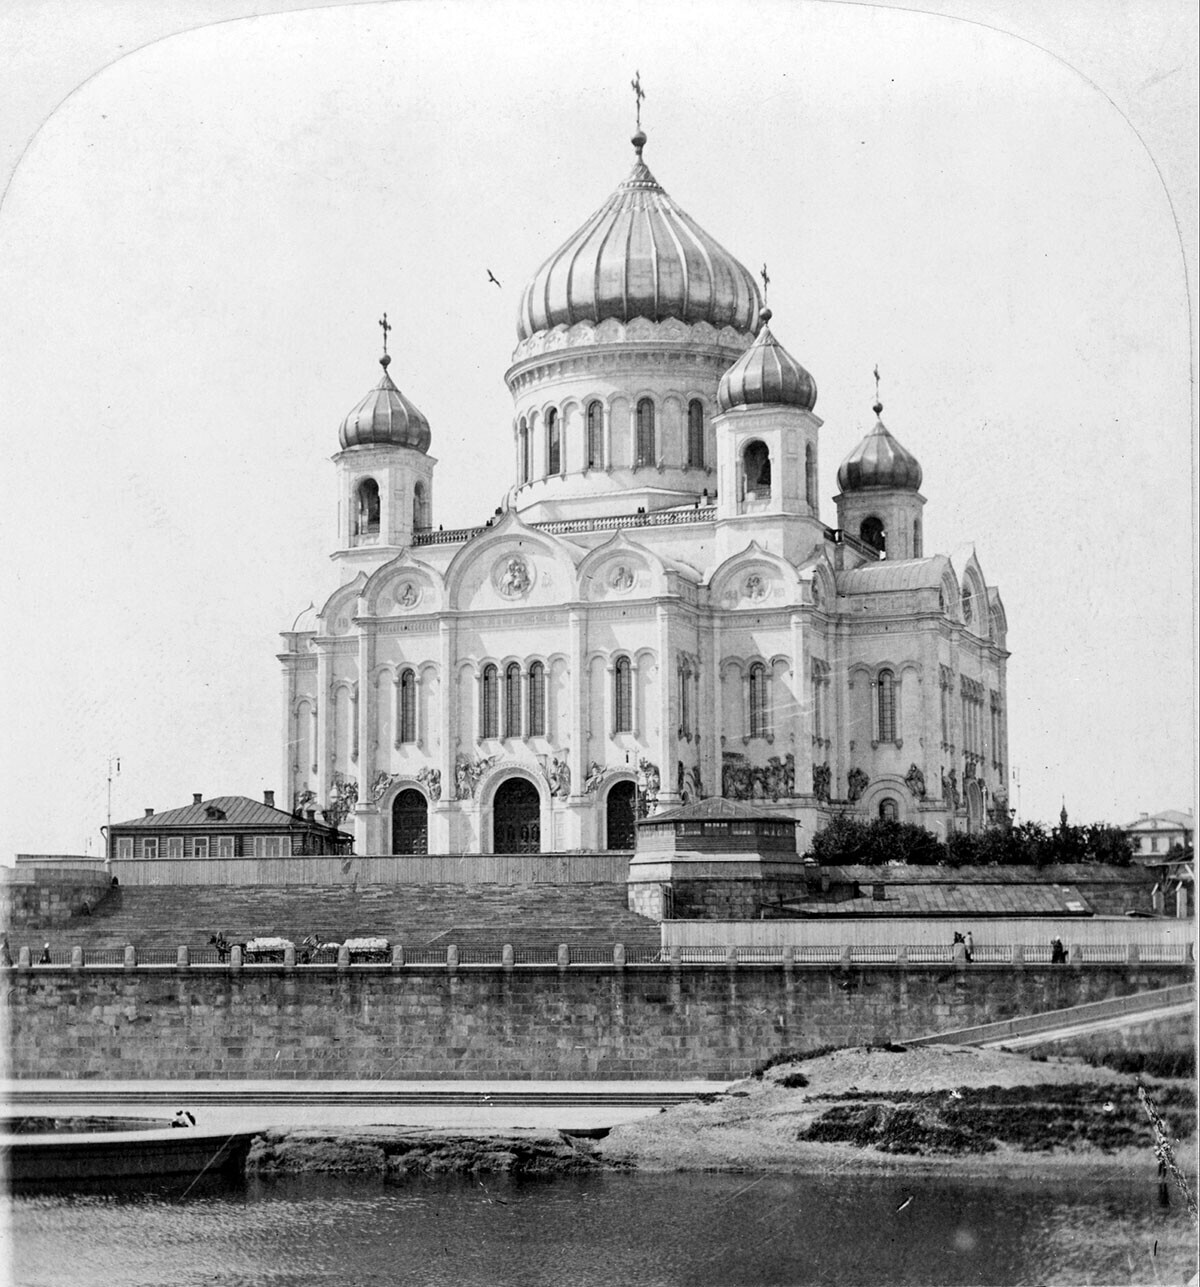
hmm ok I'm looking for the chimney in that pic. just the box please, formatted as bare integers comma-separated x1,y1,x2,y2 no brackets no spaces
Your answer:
144,808,154,817
263,789,275,808
193,793,203,805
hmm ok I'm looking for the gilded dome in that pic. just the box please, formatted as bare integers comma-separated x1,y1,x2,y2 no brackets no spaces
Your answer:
836,412,923,492
338,356,431,453
716,309,817,412
517,133,761,340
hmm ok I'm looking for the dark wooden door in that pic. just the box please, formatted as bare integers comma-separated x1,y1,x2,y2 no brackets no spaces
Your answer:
606,780,637,850
392,789,428,854
493,778,540,854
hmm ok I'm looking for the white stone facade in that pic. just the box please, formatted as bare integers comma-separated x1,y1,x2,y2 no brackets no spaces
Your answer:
279,134,1010,857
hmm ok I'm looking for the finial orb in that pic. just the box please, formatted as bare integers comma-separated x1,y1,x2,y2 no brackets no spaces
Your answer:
380,353,392,369
632,128,647,154
760,306,772,325
873,400,883,417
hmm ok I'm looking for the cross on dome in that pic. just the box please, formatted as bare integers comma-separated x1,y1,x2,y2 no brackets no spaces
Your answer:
379,312,392,367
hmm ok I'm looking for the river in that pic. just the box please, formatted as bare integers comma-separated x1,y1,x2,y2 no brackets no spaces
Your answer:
8,1169,1196,1286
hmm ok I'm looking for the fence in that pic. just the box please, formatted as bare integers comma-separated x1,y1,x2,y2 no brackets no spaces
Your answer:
663,916,1196,953
7,940,1191,969
107,851,632,887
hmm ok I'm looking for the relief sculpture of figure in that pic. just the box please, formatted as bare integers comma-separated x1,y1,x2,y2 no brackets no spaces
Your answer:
371,770,396,802
499,557,531,597
611,565,634,591
416,766,441,801
904,763,927,799
812,762,831,802
846,767,869,802
548,756,571,797
582,761,607,795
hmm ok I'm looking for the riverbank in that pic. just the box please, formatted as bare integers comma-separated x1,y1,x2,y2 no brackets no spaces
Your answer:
244,1044,1197,1182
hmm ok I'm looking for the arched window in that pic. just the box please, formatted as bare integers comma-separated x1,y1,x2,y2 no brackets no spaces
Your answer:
504,662,522,738
743,441,771,498
586,401,603,469
687,400,704,468
412,482,428,529
879,797,899,823
805,443,816,509
399,669,417,744
355,478,380,536
546,407,561,476
527,661,546,736
877,669,896,743
961,585,974,623
481,664,499,739
748,662,769,738
635,398,655,467
913,516,922,558
860,516,885,553
519,418,530,484
614,656,633,733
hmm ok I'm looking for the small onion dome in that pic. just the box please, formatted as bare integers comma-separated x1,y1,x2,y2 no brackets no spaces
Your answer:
517,133,761,340
338,355,431,452
836,413,923,492
716,308,817,412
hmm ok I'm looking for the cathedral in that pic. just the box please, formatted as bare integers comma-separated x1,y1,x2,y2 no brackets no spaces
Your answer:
279,122,1009,858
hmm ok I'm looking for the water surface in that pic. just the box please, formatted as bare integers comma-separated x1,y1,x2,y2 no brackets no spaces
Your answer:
10,1169,1196,1286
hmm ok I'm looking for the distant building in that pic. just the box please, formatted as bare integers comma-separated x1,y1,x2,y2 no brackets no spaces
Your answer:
280,120,1010,858
1124,809,1194,859
108,792,353,861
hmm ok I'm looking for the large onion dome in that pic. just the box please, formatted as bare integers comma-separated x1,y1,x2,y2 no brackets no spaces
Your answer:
338,354,431,452
836,408,922,491
517,131,761,340
716,308,817,412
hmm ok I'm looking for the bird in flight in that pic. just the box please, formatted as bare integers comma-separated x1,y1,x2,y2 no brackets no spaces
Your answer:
487,269,501,288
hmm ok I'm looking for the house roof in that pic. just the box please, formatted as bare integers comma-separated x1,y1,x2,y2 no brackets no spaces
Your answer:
789,883,1094,918
114,795,330,830
641,797,796,826
813,863,1151,885
1123,810,1194,832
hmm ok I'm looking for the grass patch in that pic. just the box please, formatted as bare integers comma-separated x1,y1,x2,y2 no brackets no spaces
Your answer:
798,1083,1196,1156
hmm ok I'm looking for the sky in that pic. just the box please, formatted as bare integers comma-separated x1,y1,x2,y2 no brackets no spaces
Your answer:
0,0,1195,858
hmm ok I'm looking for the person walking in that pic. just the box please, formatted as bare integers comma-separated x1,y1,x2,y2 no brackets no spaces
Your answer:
38,942,51,964
963,931,974,963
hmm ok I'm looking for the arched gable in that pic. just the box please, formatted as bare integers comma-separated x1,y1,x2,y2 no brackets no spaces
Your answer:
797,551,837,610
951,549,988,634
318,573,367,637
361,551,444,616
577,530,672,601
444,509,579,612
708,541,802,610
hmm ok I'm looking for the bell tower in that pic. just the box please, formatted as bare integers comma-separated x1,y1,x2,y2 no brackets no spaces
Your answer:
332,315,436,575
834,387,925,560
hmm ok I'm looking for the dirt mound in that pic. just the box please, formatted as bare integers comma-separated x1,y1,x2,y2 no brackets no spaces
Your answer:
597,1045,1190,1174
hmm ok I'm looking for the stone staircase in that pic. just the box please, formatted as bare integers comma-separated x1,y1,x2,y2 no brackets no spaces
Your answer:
6,882,661,956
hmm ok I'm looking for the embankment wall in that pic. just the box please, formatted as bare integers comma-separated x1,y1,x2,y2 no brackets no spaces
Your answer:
4,963,1191,1081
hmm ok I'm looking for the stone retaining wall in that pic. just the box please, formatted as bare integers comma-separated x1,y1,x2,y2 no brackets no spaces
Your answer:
4,963,1191,1081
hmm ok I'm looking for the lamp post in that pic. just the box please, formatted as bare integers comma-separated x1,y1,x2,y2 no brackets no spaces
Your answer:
105,755,120,869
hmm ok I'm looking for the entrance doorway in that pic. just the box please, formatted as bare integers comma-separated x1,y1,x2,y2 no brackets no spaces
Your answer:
391,789,428,854
493,778,541,853
606,780,637,850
